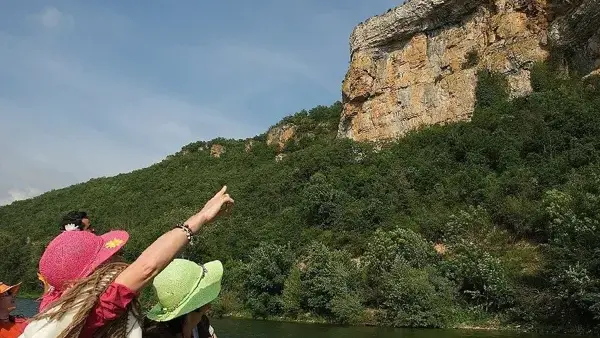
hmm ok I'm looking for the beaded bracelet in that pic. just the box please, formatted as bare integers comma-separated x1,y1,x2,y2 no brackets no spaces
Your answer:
174,223,195,245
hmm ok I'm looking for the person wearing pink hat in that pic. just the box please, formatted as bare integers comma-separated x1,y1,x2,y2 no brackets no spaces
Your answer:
33,210,96,304
36,229,131,312
20,186,234,338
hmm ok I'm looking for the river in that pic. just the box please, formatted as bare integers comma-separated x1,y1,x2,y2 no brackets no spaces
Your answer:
14,298,585,337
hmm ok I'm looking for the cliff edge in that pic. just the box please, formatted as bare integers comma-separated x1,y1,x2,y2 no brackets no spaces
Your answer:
339,0,600,141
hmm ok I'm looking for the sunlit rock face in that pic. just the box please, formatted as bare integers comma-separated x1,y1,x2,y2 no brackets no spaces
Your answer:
339,0,600,141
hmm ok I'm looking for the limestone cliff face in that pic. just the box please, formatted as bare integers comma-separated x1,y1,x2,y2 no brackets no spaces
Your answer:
339,0,600,141
266,124,296,151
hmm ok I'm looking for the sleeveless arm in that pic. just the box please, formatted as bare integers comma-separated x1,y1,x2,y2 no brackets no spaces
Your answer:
114,186,234,293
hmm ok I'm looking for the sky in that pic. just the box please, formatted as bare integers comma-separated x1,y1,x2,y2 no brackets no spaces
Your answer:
0,0,399,205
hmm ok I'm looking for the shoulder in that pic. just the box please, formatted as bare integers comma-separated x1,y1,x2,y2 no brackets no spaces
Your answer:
1,316,28,334
99,282,137,306
81,282,138,336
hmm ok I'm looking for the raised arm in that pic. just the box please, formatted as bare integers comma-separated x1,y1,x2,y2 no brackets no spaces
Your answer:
115,186,234,292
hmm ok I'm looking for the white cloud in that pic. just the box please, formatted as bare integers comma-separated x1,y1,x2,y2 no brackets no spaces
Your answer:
0,188,42,206
33,7,73,29
0,10,256,206
1,0,397,206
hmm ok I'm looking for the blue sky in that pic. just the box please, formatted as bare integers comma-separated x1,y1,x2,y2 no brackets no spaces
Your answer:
0,0,399,205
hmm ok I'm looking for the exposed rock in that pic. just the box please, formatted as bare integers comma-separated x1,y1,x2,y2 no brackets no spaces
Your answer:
434,243,448,255
210,144,226,158
267,124,296,151
585,68,600,79
348,0,483,54
275,153,287,162
549,0,600,48
339,0,600,141
245,140,256,153
579,27,600,74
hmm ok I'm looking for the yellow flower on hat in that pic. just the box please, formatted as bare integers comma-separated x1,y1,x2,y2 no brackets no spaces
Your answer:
105,238,124,249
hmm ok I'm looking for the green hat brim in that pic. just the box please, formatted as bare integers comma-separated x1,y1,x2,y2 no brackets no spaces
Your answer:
146,260,223,322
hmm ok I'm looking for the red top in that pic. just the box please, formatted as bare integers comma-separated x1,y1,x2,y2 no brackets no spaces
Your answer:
0,317,28,338
80,283,137,337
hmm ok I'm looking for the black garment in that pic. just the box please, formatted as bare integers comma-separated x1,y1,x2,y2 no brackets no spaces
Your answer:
143,315,214,338
197,315,214,338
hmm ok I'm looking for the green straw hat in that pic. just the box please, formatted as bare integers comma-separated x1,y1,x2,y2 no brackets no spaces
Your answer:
146,259,223,322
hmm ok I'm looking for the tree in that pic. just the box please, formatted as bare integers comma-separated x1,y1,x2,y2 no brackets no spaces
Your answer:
243,243,294,317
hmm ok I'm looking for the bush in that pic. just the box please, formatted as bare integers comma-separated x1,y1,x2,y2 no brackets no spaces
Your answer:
212,290,244,317
442,243,514,311
0,232,31,288
364,227,436,272
330,292,364,325
243,243,294,317
299,242,364,322
282,266,302,317
379,260,457,328
475,70,509,109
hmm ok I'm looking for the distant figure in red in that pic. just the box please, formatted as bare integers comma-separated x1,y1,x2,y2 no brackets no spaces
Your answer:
0,282,27,338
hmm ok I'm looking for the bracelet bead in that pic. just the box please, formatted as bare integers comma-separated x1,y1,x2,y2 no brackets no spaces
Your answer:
174,223,195,245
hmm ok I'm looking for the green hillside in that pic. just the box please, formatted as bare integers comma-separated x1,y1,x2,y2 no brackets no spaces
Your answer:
2,64,600,333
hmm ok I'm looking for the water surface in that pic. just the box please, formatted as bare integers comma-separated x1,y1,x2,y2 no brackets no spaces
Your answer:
15,298,584,338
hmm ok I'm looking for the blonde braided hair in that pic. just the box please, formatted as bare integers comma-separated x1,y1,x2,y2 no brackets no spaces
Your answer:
32,262,142,338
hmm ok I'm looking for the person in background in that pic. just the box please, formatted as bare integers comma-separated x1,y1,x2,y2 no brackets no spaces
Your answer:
144,259,222,338
0,282,27,338
60,211,94,233
33,210,97,307
20,186,234,338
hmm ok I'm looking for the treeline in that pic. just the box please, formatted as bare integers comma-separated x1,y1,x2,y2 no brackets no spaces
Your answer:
1,64,600,334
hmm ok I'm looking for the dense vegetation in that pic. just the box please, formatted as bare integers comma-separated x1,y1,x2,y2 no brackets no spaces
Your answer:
2,64,600,334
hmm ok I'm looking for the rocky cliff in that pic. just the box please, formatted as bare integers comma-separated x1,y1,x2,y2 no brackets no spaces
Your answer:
339,0,600,141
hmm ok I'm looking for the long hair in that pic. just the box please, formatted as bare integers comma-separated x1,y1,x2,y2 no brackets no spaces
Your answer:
32,262,142,338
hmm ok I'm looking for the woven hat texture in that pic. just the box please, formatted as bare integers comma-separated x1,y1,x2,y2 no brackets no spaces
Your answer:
146,259,223,322
39,230,129,290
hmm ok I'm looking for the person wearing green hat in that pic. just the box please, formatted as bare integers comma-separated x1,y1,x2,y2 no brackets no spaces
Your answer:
144,259,223,338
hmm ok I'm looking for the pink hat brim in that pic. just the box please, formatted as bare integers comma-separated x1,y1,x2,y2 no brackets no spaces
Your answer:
89,230,129,272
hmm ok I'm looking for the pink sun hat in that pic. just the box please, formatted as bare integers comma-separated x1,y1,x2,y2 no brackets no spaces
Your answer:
38,229,129,311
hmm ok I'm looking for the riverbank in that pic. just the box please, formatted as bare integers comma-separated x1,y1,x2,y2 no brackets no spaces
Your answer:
16,291,41,300
215,311,532,334
222,313,585,336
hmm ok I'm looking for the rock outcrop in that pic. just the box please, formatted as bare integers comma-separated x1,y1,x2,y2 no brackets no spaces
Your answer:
339,0,600,141
210,144,226,158
245,140,256,153
267,124,296,151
